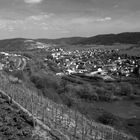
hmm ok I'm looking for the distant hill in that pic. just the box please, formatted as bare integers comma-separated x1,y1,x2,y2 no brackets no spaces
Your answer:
0,37,85,51
0,38,50,51
74,32,140,45
0,32,140,51
37,32,140,45
0,38,28,51
37,37,86,45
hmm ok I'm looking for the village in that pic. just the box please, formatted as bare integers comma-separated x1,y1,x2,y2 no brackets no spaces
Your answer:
46,48,140,80
0,47,140,81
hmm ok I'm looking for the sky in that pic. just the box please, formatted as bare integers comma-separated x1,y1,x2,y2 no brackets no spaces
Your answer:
0,0,140,39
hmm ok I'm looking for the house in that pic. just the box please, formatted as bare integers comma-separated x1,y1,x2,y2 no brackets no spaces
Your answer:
0,63,4,70
56,73,64,76
66,69,76,75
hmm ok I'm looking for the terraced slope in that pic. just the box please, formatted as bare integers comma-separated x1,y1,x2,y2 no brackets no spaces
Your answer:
0,72,137,140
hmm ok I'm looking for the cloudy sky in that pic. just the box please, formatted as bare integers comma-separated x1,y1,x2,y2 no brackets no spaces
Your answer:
0,0,140,39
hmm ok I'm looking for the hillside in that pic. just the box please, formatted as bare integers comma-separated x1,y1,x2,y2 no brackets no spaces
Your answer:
75,32,140,45
38,32,140,45
0,38,27,51
0,38,50,51
0,37,85,51
0,32,140,51
0,92,56,140
37,37,85,45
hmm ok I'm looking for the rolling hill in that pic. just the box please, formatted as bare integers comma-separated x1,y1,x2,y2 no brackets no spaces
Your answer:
0,32,140,51
37,37,85,45
0,38,50,51
74,32,140,45
38,32,140,45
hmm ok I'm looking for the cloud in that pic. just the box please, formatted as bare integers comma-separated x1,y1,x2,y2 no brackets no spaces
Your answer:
0,18,22,32
0,13,55,32
96,17,112,22
27,14,54,21
71,16,112,25
71,17,94,24
0,14,112,35
114,4,119,8
24,0,43,4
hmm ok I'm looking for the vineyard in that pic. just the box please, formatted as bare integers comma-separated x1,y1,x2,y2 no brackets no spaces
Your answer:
0,72,137,140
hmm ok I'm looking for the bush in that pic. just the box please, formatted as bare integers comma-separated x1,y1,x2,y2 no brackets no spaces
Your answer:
98,113,118,126
22,52,33,59
60,94,73,107
117,82,134,96
30,75,44,89
30,74,60,90
30,73,63,102
11,70,24,80
75,84,99,101
96,87,112,101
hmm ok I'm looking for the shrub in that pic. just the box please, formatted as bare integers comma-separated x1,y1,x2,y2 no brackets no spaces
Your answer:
60,94,73,107
30,74,60,90
75,84,99,101
10,70,24,80
96,86,114,101
118,82,134,96
98,113,118,126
